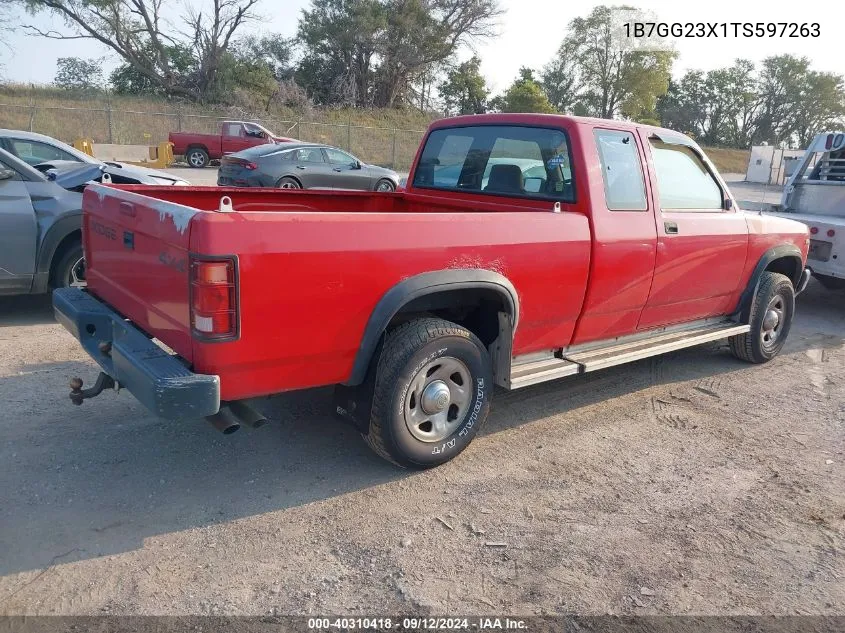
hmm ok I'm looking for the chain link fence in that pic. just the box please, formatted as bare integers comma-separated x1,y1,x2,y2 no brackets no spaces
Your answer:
0,102,426,171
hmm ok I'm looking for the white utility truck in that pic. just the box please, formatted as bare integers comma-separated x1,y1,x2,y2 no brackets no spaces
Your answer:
776,132,845,290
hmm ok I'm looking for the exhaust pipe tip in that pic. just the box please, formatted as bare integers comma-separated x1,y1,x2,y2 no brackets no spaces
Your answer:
227,401,269,429
206,409,241,434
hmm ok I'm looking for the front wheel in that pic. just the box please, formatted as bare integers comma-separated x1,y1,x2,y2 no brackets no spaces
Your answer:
375,179,395,192
365,318,493,468
52,242,86,289
729,271,794,363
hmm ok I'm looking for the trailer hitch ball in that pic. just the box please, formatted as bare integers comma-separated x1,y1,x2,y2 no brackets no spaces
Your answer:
69,372,116,406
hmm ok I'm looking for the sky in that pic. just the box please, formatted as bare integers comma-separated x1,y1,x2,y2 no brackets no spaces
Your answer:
1,0,843,93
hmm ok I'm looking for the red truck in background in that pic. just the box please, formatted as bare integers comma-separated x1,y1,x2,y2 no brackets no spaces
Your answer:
54,113,811,468
168,120,297,168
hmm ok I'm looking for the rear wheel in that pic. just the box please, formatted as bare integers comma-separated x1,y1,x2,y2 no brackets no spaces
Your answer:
276,176,302,189
729,272,794,363
365,318,493,468
375,179,395,192
52,242,86,289
186,148,209,168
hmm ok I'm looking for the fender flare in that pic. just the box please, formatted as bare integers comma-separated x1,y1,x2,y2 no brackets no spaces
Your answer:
35,213,82,279
346,269,519,386
733,244,803,323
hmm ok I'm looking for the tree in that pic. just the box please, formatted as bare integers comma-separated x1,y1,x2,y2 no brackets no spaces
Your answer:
53,56,104,90
438,55,488,115
296,0,386,106
110,44,196,96
792,71,845,147
549,5,675,120
756,55,845,147
296,0,501,108
19,0,260,101
541,55,579,113
494,69,554,113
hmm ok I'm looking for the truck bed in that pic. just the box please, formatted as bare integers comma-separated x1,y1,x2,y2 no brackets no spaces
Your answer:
82,184,592,401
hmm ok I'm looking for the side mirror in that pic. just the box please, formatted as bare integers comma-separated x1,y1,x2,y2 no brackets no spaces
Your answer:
723,198,733,211
354,160,362,170
0,167,16,181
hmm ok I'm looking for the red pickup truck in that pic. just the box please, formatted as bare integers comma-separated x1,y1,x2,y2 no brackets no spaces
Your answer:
169,120,296,168
54,113,810,468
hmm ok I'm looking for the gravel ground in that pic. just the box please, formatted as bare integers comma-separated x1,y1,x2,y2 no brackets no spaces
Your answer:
0,173,842,616
0,279,842,617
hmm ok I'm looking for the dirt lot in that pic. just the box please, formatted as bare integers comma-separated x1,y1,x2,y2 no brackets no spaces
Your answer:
0,276,842,617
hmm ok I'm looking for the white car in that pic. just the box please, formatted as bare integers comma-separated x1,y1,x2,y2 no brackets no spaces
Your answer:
0,129,189,186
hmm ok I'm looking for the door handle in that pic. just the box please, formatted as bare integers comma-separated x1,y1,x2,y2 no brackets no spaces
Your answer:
333,168,342,172
664,221,679,234
296,165,306,170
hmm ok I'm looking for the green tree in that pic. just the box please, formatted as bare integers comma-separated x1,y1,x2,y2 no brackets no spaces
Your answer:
297,0,501,108
541,54,579,113
756,55,845,147
54,57,104,91
296,0,386,106
110,44,196,96
19,0,259,101
550,5,675,120
438,56,489,115
494,71,554,113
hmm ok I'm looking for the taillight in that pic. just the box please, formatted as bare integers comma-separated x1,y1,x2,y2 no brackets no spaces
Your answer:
190,256,238,341
828,229,836,238
229,158,257,170
810,226,819,235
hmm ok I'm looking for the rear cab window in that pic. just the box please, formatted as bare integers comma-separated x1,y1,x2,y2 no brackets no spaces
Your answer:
412,125,575,202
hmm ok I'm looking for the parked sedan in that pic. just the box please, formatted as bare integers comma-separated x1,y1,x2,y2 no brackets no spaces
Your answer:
0,129,189,185
217,143,400,191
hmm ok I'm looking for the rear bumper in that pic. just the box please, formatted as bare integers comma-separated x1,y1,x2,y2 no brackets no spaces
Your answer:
53,287,220,419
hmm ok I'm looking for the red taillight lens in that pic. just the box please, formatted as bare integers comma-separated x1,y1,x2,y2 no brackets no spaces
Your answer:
190,257,238,340
244,161,258,170
810,226,819,235
828,229,836,238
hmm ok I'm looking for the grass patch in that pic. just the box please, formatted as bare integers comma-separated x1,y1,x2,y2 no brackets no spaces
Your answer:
0,85,752,174
703,147,750,175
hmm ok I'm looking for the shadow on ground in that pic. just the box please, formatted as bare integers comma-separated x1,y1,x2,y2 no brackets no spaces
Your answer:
0,294,55,327
0,279,841,579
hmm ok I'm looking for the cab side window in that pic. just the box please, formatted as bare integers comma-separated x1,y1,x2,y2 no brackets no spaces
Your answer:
594,130,647,211
649,139,722,210
224,123,242,137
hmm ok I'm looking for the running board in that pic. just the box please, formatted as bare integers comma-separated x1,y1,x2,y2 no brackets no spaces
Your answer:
506,322,750,389
508,354,580,389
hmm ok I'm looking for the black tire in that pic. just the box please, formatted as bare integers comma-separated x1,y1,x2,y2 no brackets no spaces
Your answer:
815,274,845,291
52,242,85,289
366,318,493,468
276,176,302,189
186,147,209,168
729,271,794,363
375,178,395,192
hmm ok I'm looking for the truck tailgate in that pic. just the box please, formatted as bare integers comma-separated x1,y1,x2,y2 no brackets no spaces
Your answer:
82,184,198,362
